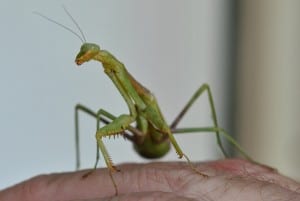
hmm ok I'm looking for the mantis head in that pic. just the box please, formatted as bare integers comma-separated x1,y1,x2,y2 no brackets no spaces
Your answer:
34,8,101,66
75,43,100,65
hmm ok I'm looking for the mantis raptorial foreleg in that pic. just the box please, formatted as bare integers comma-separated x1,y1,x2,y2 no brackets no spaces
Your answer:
75,104,125,195
75,104,144,170
76,104,126,171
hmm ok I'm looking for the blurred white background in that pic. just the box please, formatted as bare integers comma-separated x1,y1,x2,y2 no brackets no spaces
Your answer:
0,0,299,190
235,1,300,182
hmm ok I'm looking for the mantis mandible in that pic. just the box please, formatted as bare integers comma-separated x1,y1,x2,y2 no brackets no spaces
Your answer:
35,7,253,195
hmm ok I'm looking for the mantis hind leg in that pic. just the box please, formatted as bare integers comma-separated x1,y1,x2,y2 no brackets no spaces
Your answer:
172,127,253,161
170,83,228,157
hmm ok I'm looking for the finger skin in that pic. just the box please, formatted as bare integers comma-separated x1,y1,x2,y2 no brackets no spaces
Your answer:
74,192,197,201
0,168,116,201
0,159,299,201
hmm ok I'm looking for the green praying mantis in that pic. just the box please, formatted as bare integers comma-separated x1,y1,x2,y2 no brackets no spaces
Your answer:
35,7,253,195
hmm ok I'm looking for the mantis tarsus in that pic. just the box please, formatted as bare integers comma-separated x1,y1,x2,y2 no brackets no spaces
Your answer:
35,8,253,195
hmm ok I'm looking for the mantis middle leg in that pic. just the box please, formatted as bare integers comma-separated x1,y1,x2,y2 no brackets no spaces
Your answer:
75,104,111,170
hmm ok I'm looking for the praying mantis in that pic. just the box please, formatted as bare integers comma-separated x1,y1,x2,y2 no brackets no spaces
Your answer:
35,7,253,195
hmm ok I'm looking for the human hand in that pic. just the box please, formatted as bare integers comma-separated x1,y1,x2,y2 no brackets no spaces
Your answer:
1,159,299,201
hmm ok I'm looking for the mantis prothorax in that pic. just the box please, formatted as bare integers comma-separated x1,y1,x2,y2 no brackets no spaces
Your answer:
35,7,253,195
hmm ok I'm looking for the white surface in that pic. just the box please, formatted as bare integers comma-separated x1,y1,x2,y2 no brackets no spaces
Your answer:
0,0,232,189
236,1,300,181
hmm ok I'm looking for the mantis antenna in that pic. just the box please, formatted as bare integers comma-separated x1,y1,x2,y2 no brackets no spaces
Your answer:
62,5,87,42
33,6,87,43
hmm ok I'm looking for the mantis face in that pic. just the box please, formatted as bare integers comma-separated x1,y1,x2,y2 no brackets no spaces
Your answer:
75,43,100,65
